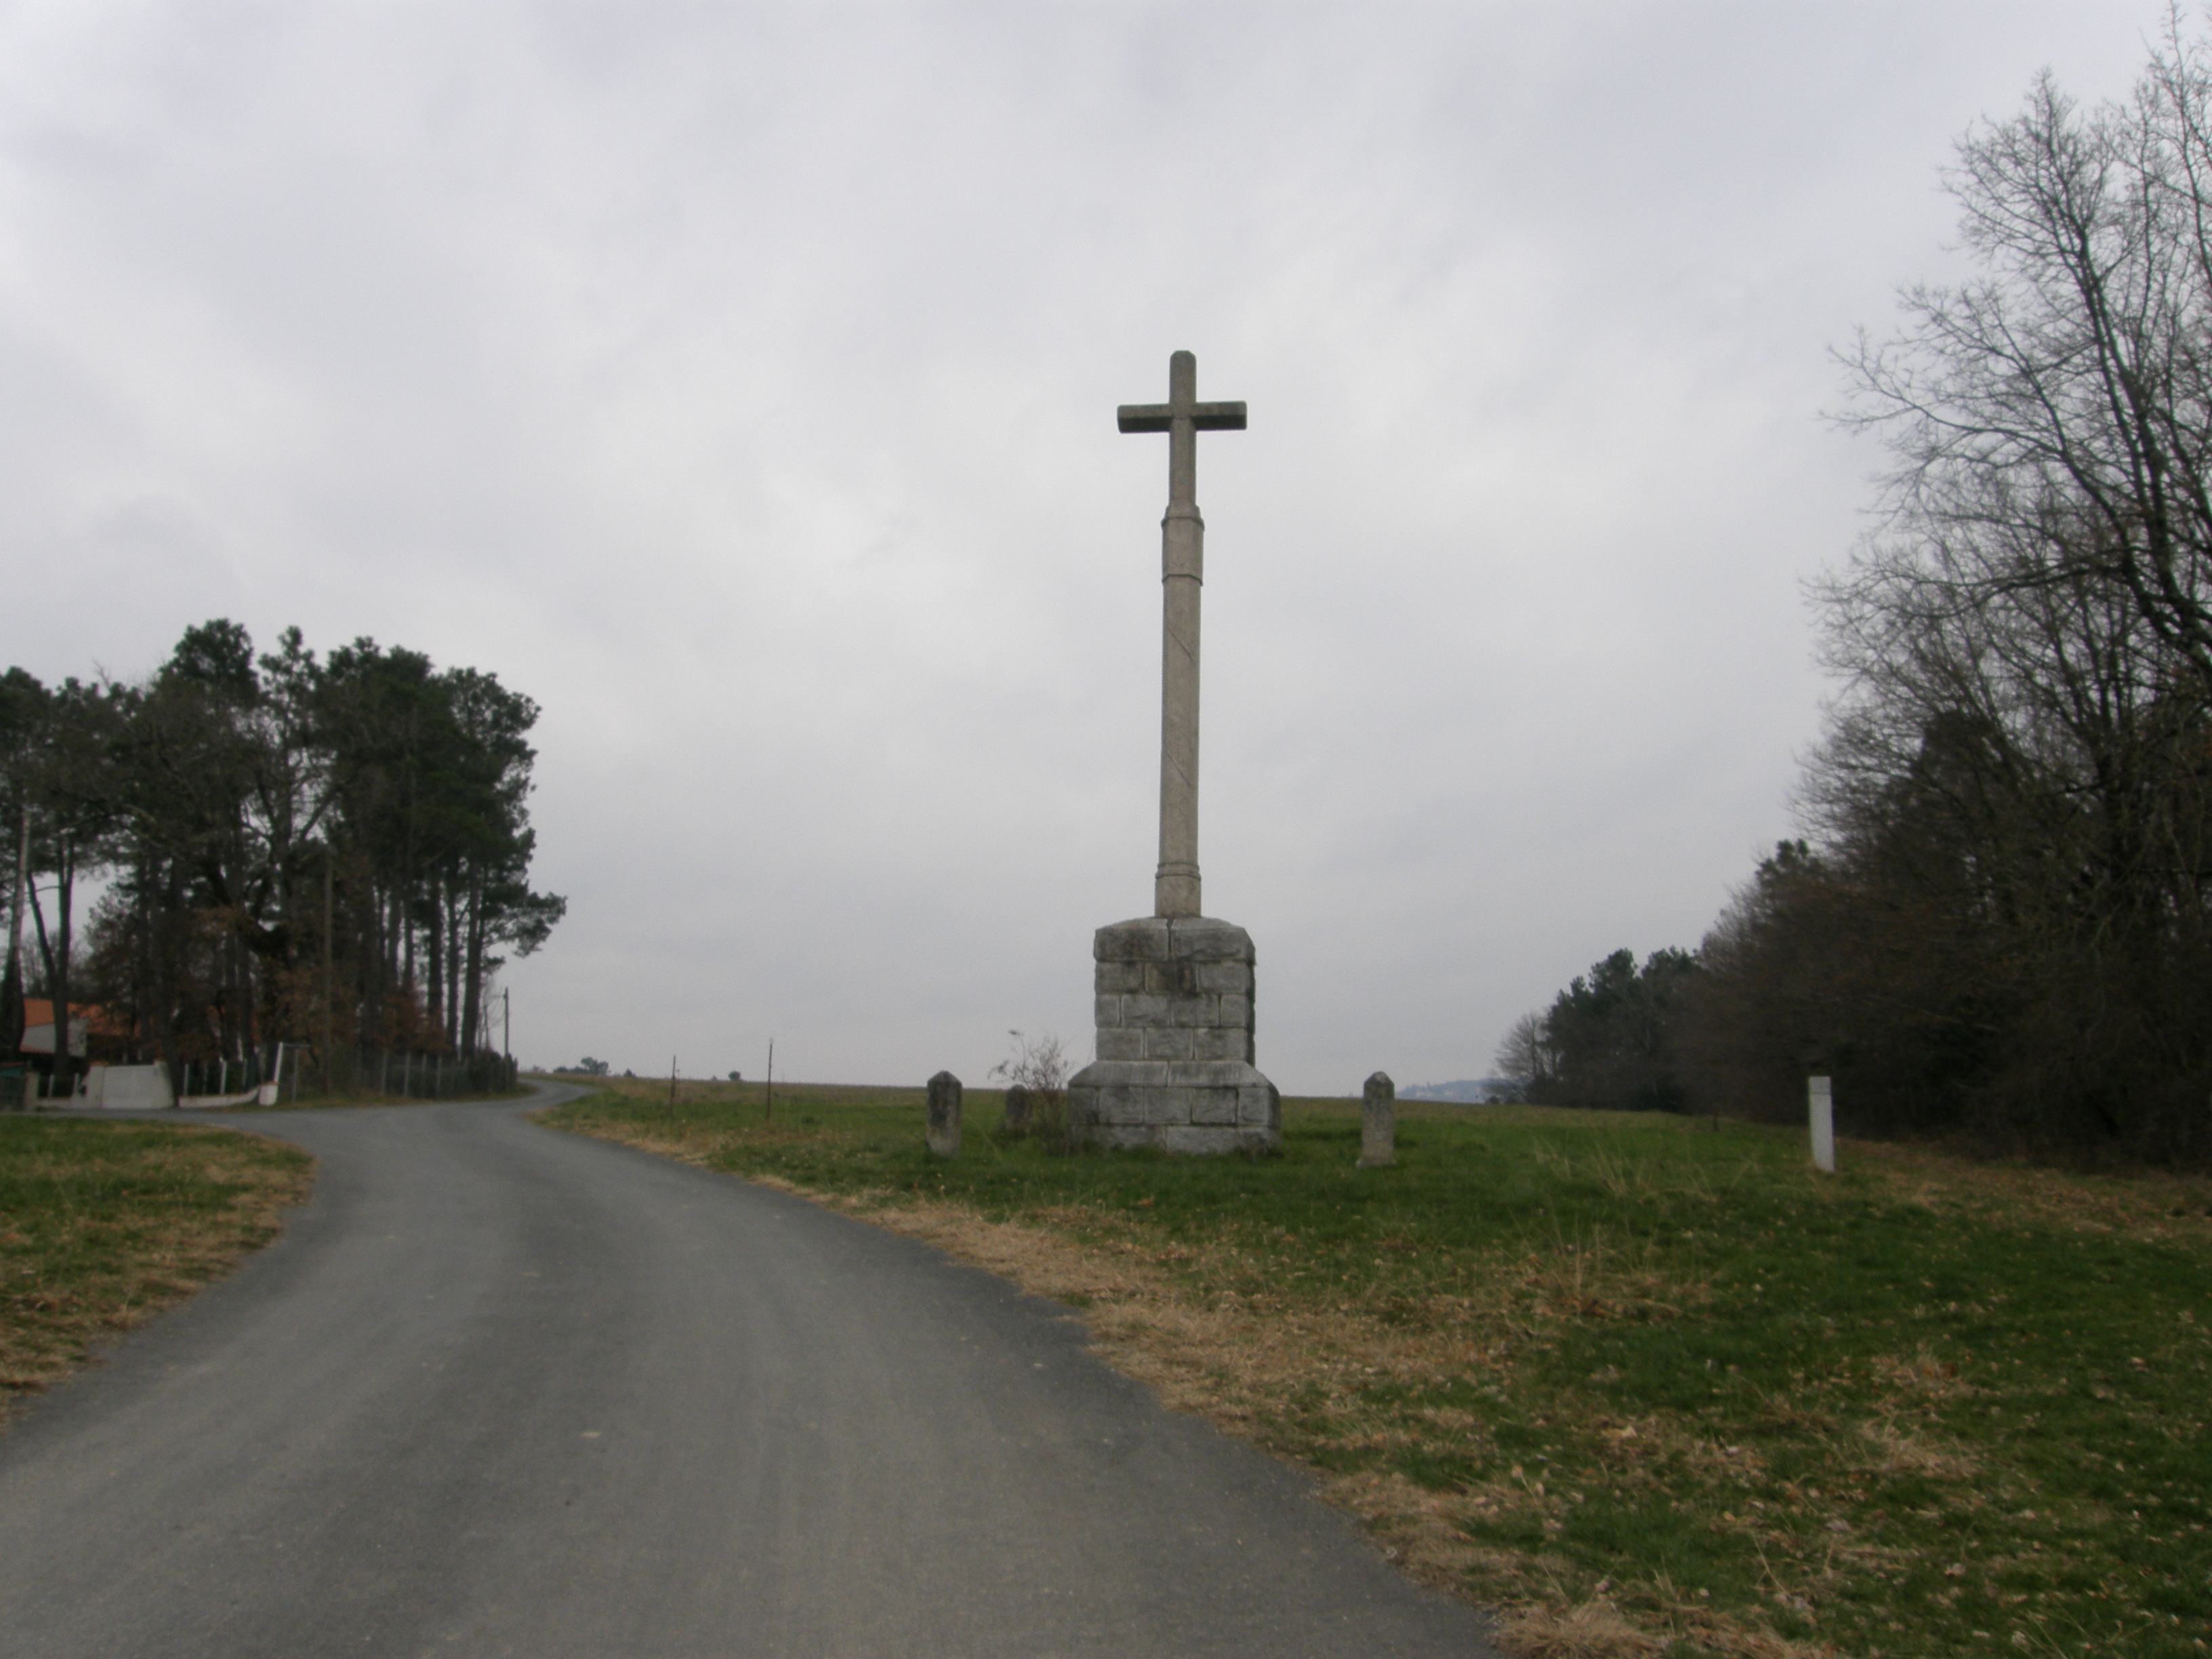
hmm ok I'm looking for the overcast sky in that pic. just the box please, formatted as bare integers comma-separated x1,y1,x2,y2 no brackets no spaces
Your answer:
0,2,2164,1091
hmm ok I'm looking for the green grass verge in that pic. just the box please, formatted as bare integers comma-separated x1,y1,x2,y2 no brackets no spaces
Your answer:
1,1116,314,1416
546,1079,2211,1658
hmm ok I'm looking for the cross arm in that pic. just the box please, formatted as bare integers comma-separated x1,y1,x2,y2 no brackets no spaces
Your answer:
1117,401,1248,434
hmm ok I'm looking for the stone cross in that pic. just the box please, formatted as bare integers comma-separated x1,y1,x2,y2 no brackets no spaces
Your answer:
1119,350,1246,919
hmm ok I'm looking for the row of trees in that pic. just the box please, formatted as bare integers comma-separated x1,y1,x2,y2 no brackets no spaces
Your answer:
1499,20,2212,1164
3,621,563,1089
1494,947,1698,1115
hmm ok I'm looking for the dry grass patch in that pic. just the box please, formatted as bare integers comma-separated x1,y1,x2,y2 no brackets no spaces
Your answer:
1853,1421,1977,1482
1493,1595,1671,1659
1849,1139,2212,1246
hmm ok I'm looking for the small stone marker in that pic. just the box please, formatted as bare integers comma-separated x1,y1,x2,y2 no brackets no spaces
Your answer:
926,1071,963,1158
1359,1072,1397,1168
1003,1084,1032,1134
1808,1074,1835,1173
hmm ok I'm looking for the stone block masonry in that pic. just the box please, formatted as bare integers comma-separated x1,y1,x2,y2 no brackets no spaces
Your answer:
1068,915,1279,1154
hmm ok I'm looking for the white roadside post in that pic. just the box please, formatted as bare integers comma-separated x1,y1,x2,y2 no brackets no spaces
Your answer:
1808,1075,1836,1173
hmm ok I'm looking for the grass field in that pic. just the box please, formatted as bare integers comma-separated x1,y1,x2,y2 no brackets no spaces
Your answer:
546,1078,2212,1659
0,1116,314,1420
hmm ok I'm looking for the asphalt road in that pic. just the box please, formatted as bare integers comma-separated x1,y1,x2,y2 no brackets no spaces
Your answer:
0,1086,1495,1657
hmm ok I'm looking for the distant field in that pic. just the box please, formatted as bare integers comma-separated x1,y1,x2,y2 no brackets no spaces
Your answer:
543,1078,2212,1659
0,1118,314,1420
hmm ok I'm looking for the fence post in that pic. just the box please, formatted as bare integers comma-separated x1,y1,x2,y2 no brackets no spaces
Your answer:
1808,1075,1836,1173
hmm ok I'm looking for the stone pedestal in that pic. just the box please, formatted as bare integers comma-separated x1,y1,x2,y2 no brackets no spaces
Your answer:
1068,916,1279,1154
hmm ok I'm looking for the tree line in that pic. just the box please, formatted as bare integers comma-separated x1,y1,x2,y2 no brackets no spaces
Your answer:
3,620,564,1090
1496,23,2212,1166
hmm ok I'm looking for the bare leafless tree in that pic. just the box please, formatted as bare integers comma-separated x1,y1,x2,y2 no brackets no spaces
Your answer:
1780,12,2212,1156
1490,1009,1557,1101
1838,9,2212,693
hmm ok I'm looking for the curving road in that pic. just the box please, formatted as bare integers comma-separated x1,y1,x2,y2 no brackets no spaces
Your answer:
0,1086,1494,1657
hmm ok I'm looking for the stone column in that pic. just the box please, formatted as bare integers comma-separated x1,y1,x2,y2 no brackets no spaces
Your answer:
926,1071,962,1158
1003,1084,1032,1135
1359,1071,1396,1168
1157,352,1204,920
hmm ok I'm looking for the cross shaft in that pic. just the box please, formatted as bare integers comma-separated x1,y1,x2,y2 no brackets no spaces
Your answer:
1118,350,1246,918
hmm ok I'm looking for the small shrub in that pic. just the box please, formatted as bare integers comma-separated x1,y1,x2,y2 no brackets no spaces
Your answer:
991,1029,1071,1152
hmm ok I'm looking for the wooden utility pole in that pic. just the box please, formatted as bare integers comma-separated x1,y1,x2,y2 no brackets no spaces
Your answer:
5,804,26,1065
765,1040,773,1122
322,848,335,1095
668,1055,678,1109
52,830,74,1098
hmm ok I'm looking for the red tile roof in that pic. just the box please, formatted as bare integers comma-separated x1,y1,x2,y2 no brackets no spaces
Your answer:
21,999,128,1036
